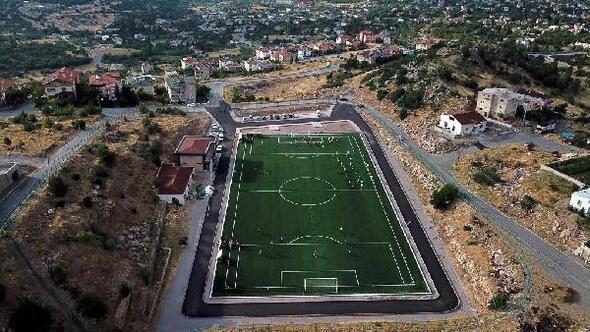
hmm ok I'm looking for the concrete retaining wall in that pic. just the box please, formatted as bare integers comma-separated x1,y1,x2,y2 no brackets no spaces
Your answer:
540,165,585,188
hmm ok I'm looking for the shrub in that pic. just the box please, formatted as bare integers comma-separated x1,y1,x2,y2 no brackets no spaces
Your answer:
376,89,388,100
471,166,501,186
488,292,508,310
72,119,86,130
575,215,590,230
71,173,81,181
519,195,537,210
396,89,423,110
91,177,103,187
9,299,53,332
119,284,131,298
430,183,459,210
562,287,580,303
48,176,68,197
49,265,67,286
388,88,405,103
142,115,161,135
74,230,94,242
82,196,93,208
140,267,151,285
0,283,5,303
53,200,65,208
3,136,11,145
101,236,116,251
77,295,107,319
95,144,116,167
397,108,408,120
23,121,37,132
92,165,109,178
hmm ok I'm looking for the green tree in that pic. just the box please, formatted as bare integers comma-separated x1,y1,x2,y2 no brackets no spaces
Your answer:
430,183,459,210
8,299,53,332
48,176,68,197
488,293,508,311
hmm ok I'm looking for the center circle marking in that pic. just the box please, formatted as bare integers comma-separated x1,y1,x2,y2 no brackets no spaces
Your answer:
279,177,336,207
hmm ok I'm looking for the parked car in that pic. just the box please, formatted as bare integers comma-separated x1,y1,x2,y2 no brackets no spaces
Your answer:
216,145,223,153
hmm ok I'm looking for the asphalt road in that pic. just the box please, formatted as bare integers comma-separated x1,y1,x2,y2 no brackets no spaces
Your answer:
0,101,37,118
359,104,590,308
181,103,460,317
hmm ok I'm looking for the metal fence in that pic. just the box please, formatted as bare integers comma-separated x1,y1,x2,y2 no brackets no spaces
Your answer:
0,113,125,230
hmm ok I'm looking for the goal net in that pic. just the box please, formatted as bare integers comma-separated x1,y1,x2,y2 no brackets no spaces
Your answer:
304,278,339,294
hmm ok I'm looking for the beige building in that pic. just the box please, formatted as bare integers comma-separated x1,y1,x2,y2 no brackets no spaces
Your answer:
174,136,215,172
165,76,196,104
476,88,543,118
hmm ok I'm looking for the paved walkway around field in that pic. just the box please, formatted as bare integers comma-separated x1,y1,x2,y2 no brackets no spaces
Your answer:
156,116,473,331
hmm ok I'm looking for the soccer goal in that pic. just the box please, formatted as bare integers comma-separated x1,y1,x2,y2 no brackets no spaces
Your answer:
304,278,339,294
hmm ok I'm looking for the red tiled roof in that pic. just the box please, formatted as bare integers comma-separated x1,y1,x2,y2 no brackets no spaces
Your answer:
0,79,15,90
175,136,213,155
89,73,120,87
156,163,193,195
450,111,486,125
182,56,197,65
43,67,79,86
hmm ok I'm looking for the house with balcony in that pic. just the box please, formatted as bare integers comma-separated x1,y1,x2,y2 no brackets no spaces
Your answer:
43,67,80,101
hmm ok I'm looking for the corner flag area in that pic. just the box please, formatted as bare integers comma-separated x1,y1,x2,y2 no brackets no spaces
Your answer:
211,133,431,297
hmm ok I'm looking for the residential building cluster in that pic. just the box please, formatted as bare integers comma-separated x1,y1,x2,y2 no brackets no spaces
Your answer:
156,135,217,205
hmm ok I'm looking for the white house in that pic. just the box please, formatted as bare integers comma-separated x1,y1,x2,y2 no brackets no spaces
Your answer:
297,47,313,60
181,56,197,70
570,188,590,214
156,163,194,205
438,111,487,137
256,47,271,59
243,59,274,72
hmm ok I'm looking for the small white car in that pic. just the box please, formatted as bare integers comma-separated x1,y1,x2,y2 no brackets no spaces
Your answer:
218,133,225,141
216,145,223,153
187,103,196,107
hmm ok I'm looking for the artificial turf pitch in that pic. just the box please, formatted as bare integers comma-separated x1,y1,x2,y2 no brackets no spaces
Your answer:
212,133,429,297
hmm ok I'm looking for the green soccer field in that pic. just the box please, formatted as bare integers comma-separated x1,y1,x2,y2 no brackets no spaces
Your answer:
211,133,429,297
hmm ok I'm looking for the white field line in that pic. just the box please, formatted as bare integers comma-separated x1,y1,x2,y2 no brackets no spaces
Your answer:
246,189,376,193
349,135,415,284
388,243,406,284
234,246,241,289
225,144,246,289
